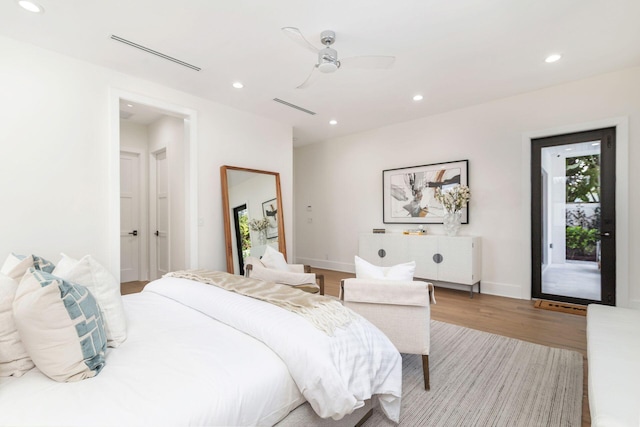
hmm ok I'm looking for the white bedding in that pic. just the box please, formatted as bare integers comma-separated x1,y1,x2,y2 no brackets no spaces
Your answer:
0,274,402,426
146,276,402,421
0,290,304,426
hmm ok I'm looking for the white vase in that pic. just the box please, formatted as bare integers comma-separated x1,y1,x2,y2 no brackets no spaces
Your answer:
257,229,267,245
443,210,462,236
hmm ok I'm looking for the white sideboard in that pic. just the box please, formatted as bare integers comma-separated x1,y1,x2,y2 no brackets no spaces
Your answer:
359,233,482,297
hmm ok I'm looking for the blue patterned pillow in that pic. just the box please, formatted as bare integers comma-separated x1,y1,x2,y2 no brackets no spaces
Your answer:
32,255,55,273
0,253,55,280
12,268,107,382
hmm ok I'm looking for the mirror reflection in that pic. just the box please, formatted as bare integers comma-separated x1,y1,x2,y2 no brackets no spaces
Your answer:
221,166,286,275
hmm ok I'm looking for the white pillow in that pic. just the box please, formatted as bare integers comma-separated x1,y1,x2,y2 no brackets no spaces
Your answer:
354,256,416,281
52,254,127,347
261,246,289,271
13,268,107,382
0,273,34,377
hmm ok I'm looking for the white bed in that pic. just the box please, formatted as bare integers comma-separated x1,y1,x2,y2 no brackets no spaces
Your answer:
0,274,402,426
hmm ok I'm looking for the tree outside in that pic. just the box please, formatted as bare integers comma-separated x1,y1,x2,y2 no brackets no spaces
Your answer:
239,212,251,261
565,154,600,261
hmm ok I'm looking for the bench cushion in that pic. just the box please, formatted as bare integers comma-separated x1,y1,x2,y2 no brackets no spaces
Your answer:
587,304,640,426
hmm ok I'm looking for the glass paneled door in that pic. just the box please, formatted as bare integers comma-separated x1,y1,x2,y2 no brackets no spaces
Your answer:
531,128,616,306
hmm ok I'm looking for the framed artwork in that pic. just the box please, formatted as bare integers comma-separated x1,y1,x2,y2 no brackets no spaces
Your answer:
262,198,278,239
382,159,469,224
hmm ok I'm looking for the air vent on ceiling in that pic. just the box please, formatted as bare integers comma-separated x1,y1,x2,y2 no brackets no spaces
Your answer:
273,98,316,115
110,35,201,71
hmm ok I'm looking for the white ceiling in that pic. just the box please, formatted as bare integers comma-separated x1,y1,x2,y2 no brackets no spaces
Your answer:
2,0,639,146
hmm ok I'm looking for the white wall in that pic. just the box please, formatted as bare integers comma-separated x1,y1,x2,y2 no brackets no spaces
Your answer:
0,35,293,275
294,66,640,307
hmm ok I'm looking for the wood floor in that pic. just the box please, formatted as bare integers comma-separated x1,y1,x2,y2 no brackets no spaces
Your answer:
122,269,590,426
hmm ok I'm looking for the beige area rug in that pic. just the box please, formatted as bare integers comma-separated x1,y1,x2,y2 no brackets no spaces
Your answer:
363,320,583,427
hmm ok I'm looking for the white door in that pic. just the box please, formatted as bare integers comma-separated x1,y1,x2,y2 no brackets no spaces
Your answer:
151,150,169,279
120,151,140,282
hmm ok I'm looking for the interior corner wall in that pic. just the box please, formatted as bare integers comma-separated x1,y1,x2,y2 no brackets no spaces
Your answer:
0,35,293,275
294,66,640,305
148,116,186,271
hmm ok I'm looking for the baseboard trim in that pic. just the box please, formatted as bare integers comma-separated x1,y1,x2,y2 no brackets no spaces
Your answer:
295,257,355,274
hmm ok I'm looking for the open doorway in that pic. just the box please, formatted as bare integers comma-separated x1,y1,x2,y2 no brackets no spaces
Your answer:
233,204,250,275
110,90,198,284
531,127,616,306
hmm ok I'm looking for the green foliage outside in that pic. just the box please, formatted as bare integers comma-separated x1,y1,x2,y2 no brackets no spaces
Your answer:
566,226,598,260
566,155,600,203
239,213,251,260
565,154,600,261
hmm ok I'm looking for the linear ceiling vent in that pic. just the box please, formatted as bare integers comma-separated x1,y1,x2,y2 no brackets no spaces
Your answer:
110,35,201,71
273,98,316,115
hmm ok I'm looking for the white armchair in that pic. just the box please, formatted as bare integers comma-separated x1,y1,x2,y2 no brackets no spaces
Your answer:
244,256,324,295
341,278,434,390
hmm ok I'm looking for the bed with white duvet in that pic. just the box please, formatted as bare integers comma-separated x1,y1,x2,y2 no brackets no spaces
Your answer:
0,272,402,426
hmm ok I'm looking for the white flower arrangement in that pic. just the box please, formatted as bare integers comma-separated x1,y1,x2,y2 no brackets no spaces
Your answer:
434,184,471,213
248,217,270,232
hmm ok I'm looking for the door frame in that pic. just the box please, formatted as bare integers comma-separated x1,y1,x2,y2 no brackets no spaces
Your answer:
109,89,198,282
531,127,616,305
233,204,247,276
521,117,630,307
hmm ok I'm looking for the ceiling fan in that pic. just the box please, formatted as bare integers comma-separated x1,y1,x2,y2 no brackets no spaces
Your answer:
282,27,395,89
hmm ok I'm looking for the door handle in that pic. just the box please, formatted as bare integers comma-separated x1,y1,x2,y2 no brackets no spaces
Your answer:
128,230,138,236
600,232,612,238
155,230,159,237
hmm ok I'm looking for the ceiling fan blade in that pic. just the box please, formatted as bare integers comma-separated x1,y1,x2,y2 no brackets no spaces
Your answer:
296,65,319,89
340,55,396,69
281,27,319,54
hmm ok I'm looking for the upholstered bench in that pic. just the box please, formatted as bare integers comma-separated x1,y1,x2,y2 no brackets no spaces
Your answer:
587,304,640,426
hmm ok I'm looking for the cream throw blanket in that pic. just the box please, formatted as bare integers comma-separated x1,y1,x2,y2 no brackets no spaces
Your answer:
164,270,357,335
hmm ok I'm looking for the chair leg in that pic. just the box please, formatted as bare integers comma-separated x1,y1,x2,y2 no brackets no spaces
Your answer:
422,354,430,390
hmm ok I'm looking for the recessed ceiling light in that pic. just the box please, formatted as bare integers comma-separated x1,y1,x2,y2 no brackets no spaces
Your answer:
126,104,134,108
232,82,244,89
329,119,338,125
17,0,44,13
545,54,562,63
565,148,573,151
413,94,424,101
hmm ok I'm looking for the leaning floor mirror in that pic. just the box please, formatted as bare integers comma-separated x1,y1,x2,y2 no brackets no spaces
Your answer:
220,166,287,275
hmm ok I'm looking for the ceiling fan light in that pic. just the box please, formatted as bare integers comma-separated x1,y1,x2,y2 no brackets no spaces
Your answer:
545,54,562,63
318,62,338,73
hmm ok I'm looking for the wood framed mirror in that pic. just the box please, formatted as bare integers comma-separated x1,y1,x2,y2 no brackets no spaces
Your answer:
221,166,287,274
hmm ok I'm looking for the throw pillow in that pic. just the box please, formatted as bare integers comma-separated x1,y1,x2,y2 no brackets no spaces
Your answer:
13,268,107,382
0,273,34,377
1,253,55,281
354,256,416,281
52,253,127,347
261,246,289,271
